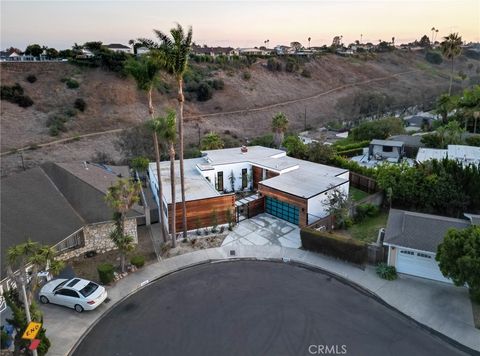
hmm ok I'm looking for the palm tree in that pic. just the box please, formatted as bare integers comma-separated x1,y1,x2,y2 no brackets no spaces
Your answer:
271,112,289,148
308,37,311,49
105,178,142,272
441,33,463,95
431,27,436,44
151,110,178,247
140,23,193,239
124,55,168,242
201,132,225,150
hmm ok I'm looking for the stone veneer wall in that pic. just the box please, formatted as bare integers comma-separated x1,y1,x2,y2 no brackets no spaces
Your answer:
58,218,138,260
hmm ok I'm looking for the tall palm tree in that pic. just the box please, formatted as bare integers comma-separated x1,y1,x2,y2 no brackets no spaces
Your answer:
140,24,193,238
124,55,168,242
271,112,289,148
151,110,178,247
308,37,311,49
441,33,463,95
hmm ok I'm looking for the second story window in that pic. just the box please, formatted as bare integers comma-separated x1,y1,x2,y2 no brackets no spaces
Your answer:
216,171,224,191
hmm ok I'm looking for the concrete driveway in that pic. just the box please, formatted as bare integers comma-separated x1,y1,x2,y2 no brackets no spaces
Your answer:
222,213,301,248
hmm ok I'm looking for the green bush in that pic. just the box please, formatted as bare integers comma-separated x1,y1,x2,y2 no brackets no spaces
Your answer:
285,58,299,73
26,74,37,83
211,79,224,90
425,51,443,65
46,115,68,136
97,263,115,284
466,135,480,147
242,71,251,80
197,82,213,101
0,83,34,108
63,78,79,89
336,147,364,157
74,98,86,112
355,203,380,222
376,263,398,280
300,228,368,264
130,255,145,268
301,68,311,78
267,58,282,71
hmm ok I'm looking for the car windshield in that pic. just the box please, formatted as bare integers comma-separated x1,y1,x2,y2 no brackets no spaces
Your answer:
79,282,99,297
53,280,68,292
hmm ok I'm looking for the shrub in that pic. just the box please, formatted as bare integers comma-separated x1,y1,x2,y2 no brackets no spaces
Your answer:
74,98,86,112
376,263,398,280
211,79,224,90
285,58,299,73
197,82,213,101
64,78,79,89
301,68,311,78
16,95,34,108
64,108,77,117
466,135,480,147
425,51,443,65
242,71,251,80
26,74,37,83
267,58,282,71
0,83,34,108
97,263,115,284
300,228,367,264
355,203,380,222
130,255,145,268
46,115,68,136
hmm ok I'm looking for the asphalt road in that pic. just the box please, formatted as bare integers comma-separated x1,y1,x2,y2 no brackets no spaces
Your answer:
73,261,467,356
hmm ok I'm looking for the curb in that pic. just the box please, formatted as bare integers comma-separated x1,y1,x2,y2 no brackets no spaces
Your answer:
67,255,479,356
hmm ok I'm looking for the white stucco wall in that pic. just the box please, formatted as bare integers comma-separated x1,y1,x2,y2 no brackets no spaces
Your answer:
307,182,349,221
199,162,253,192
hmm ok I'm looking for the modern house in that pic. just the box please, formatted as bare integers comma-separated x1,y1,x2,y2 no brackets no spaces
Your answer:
416,145,480,166
238,48,270,56
106,43,132,53
148,146,349,231
383,209,478,283
1,162,145,281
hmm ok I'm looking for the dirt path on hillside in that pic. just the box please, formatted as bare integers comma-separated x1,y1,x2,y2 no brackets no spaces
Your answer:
1,69,418,156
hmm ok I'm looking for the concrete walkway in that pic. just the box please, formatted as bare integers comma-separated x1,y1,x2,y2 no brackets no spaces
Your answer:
41,246,480,356
222,213,301,248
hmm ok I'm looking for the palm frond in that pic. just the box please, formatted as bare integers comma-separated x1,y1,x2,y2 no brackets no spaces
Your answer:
154,29,173,47
137,38,160,50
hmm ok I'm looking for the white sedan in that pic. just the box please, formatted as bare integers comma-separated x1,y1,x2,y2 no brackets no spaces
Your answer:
39,278,107,313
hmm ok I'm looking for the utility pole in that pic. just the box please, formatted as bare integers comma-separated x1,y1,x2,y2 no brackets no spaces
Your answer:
304,107,307,131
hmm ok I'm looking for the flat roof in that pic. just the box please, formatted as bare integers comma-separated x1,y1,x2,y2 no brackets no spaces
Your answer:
416,148,447,162
448,145,480,161
149,158,220,204
370,139,404,147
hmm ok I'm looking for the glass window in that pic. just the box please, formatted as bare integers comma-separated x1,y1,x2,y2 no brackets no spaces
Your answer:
57,289,79,298
216,172,224,191
242,169,248,189
383,146,393,152
79,282,99,297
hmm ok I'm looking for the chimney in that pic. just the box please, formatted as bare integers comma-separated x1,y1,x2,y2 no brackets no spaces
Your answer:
241,145,248,153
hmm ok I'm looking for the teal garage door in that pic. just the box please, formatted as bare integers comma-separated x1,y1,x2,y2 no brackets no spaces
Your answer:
265,196,299,225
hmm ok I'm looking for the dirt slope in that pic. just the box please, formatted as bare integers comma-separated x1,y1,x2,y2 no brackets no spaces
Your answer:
1,51,478,176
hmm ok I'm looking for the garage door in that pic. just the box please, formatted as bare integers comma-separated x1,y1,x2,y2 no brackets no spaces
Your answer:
265,196,299,225
396,249,452,283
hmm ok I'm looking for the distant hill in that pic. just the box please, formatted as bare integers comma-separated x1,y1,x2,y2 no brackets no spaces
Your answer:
1,51,478,176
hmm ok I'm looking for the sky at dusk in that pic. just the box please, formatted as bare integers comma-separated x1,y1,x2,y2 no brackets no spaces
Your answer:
1,0,479,50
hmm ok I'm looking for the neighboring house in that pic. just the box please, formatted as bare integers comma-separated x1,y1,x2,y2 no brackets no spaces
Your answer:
192,45,237,57
76,48,95,59
416,145,480,166
106,43,132,53
388,135,424,158
274,45,294,55
369,139,405,162
1,162,145,281
136,47,149,56
403,113,437,132
383,209,477,283
239,48,270,56
149,146,349,230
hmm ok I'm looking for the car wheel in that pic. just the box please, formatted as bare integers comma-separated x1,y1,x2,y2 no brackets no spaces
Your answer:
74,304,84,313
40,296,49,304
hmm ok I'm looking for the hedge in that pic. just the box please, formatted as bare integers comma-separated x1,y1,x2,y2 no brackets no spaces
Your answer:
300,228,367,264
130,255,145,268
97,263,115,284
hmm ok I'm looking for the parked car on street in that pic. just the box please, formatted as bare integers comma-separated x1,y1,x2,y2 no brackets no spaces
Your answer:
39,278,107,313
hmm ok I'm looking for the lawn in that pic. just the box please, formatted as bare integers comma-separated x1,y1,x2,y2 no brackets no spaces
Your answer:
345,212,389,243
349,187,369,202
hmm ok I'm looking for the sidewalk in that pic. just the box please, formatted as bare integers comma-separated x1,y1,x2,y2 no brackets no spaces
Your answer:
42,245,480,355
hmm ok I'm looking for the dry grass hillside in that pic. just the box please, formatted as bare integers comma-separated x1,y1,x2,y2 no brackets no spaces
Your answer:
1,51,478,176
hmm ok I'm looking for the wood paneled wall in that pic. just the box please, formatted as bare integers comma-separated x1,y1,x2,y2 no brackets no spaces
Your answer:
258,184,308,227
252,166,263,190
168,194,235,231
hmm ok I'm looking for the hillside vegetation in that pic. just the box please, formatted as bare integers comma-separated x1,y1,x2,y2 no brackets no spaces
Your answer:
1,50,478,175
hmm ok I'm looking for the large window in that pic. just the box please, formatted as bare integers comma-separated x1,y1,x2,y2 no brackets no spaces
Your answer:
382,146,393,152
242,169,248,189
216,171,224,191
